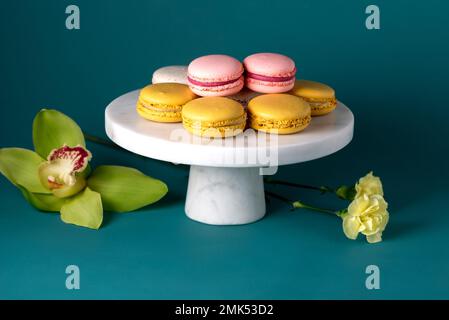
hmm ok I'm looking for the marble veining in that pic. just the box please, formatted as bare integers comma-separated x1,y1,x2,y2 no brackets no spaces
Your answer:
185,166,266,225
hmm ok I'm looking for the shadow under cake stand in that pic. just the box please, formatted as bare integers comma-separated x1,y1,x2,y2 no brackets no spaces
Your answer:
105,90,354,225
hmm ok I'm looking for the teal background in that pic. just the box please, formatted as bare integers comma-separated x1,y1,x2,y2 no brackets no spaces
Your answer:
1,0,449,299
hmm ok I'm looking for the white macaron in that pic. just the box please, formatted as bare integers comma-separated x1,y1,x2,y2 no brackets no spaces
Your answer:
152,65,188,85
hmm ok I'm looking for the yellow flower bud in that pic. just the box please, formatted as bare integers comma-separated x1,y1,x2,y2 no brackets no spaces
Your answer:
355,171,384,198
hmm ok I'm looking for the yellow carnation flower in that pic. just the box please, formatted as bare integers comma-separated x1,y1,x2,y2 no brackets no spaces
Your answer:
355,171,383,198
342,193,389,243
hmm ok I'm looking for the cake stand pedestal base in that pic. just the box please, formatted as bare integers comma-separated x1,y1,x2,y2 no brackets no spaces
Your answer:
185,166,266,225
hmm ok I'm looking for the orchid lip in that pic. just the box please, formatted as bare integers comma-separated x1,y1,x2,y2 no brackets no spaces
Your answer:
39,144,92,194
48,145,91,173
48,176,64,189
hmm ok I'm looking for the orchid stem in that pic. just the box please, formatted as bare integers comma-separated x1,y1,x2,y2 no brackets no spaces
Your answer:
83,132,122,150
82,132,188,170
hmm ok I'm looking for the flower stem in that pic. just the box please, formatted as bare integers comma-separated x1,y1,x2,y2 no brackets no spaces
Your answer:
292,201,339,216
265,191,292,204
264,178,334,194
265,190,341,217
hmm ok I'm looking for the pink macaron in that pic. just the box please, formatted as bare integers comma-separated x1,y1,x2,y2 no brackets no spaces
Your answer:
243,53,296,93
187,54,244,97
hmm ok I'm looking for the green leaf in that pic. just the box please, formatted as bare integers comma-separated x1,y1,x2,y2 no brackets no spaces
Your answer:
87,165,168,212
18,185,65,212
60,187,103,229
33,109,85,158
0,148,50,194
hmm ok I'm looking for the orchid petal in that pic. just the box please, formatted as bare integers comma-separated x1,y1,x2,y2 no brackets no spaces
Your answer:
33,109,85,158
0,148,50,194
87,165,168,212
18,185,65,212
60,187,103,229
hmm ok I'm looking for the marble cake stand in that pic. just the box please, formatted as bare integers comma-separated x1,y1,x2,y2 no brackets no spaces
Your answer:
105,90,354,225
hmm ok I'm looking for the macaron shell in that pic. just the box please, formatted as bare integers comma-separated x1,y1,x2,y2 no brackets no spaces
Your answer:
289,80,337,116
152,65,188,85
183,97,244,121
227,88,261,107
248,94,310,119
139,83,197,106
247,94,311,135
243,53,296,77
246,77,295,93
182,97,246,138
190,76,245,97
307,99,337,116
136,102,182,123
249,116,311,134
290,80,335,99
189,76,244,97
243,53,296,93
137,83,196,123
188,55,243,82
183,114,246,138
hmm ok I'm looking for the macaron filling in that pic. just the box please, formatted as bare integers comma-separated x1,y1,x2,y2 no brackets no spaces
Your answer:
183,113,247,138
137,104,182,123
140,102,183,112
249,114,311,130
246,70,296,83
187,76,242,87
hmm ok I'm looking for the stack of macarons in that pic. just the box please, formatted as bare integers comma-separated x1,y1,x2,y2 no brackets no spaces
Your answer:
136,52,338,138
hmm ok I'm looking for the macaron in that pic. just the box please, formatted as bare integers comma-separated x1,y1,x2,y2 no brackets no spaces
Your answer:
290,80,337,116
152,65,188,85
243,53,296,93
227,87,261,108
182,97,246,138
247,94,311,134
136,83,197,123
187,55,244,97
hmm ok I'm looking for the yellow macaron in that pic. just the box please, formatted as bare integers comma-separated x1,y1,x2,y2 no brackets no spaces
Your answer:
289,80,337,116
182,97,246,138
247,94,311,134
136,83,197,123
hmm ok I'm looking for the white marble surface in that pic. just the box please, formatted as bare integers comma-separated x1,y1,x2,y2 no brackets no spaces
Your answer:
185,166,265,225
105,90,354,168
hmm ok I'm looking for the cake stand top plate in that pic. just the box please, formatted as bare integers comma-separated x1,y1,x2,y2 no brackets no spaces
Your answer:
105,90,354,168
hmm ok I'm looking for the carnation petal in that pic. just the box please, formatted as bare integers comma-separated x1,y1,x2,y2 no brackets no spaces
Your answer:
342,216,361,240
355,171,384,198
367,232,383,243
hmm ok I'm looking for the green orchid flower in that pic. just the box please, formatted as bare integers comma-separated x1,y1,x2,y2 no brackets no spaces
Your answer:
0,109,168,229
